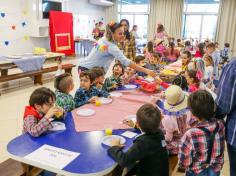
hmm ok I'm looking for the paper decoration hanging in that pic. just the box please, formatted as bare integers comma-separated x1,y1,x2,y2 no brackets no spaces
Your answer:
21,22,26,27
1,13,5,18
4,41,9,46
11,25,16,30
23,10,28,15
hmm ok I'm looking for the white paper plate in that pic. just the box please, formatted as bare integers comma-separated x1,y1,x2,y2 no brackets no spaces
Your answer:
76,108,95,117
124,84,137,89
145,77,154,82
5,55,22,59
110,92,123,97
98,97,113,104
102,135,126,146
49,121,66,131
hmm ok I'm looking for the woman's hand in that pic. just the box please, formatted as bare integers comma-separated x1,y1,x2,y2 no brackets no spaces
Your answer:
146,69,157,78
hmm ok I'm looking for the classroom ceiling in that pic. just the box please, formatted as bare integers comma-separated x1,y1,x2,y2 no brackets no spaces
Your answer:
118,0,220,4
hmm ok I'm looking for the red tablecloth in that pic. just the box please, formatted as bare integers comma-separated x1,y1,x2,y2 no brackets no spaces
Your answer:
72,90,153,132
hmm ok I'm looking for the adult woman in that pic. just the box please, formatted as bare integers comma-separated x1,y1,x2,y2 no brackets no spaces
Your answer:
78,22,156,77
118,19,136,61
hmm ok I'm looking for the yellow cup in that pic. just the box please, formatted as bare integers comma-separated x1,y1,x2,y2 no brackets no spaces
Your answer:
95,100,101,106
105,128,112,136
55,111,63,118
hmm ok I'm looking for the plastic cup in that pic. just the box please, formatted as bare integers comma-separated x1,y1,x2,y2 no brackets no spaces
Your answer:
105,128,113,136
95,100,101,106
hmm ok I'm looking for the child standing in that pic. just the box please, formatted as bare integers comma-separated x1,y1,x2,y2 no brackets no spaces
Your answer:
23,87,63,137
206,43,221,79
108,103,169,176
220,43,230,64
179,90,225,176
157,85,192,155
103,63,124,91
203,55,214,85
74,71,110,107
54,73,75,112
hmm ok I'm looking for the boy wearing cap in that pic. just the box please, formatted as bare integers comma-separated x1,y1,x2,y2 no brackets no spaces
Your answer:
157,85,193,155
179,90,225,176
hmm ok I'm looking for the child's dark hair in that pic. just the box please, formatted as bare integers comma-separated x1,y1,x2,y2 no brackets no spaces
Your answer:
182,50,192,60
80,70,95,83
106,22,122,42
198,43,205,56
186,69,200,87
112,63,124,74
177,39,181,43
120,19,131,40
91,67,105,78
147,41,154,53
157,24,165,33
188,90,215,120
136,103,161,134
152,53,160,61
185,40,191,46
224,43,230,48
172,75,188,91
135,55,145,64
132,25,137,30
29,87,55,106
206,42,215,49
54,73,73,93
169,42,175,55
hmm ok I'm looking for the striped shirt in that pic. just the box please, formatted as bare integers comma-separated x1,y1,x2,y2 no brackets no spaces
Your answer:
179,119,225,174
215,58,236,147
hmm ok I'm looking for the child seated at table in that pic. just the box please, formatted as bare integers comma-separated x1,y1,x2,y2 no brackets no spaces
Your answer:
181,51,192,73
156,85,193,155
103,63,124,91
74,70,110,107
23,87,63,137
146,53,164,72
134,55,147,78
179,90,225,176
122,67,136,85
185,69,201,92
90,66,105,90
163,42,180,63
108,103,169,176
54,73,75,112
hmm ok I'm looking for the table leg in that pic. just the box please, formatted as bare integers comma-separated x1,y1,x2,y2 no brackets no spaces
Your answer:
34,74,43,85
1,69,8,77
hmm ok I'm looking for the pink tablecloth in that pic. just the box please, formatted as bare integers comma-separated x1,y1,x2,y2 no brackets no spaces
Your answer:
71,90,153,132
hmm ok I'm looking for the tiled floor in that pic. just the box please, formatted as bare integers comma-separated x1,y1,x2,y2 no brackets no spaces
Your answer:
0,56,230,175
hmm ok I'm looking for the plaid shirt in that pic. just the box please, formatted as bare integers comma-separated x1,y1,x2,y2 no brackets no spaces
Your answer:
216,58,236,147
55,90,75,112
179,119,225,174
103,75,123,92
23,115,53,137
118,33,136,61
74,86,110,107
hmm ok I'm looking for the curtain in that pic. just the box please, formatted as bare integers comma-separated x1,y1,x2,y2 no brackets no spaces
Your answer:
105,0,118,23
147,0,184,41
215,0,236,58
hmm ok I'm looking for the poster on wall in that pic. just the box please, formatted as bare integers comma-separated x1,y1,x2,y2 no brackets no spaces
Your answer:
49,11,75,56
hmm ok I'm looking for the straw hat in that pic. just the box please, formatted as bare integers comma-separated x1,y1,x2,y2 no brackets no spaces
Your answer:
155,39,164,45
164,85,188,112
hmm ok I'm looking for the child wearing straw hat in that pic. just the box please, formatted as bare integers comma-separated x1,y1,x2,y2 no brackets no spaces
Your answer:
156,85,194,155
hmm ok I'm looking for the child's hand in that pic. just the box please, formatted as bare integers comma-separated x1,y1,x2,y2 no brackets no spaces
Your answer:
45,106,61,119
123,119,135,128
112,84,117,89
154,76,163,84
110,138,124,147
88,96,98,103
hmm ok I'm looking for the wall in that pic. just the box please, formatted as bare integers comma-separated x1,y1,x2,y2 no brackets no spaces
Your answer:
0,0,105,55
65,0,105,38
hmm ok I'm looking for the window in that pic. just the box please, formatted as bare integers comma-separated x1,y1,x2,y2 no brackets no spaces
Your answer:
182,0,220,41
118,0,149,40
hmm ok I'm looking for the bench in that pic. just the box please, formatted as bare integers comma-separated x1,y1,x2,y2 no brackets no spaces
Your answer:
0,159,43,176
0,64,76,85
